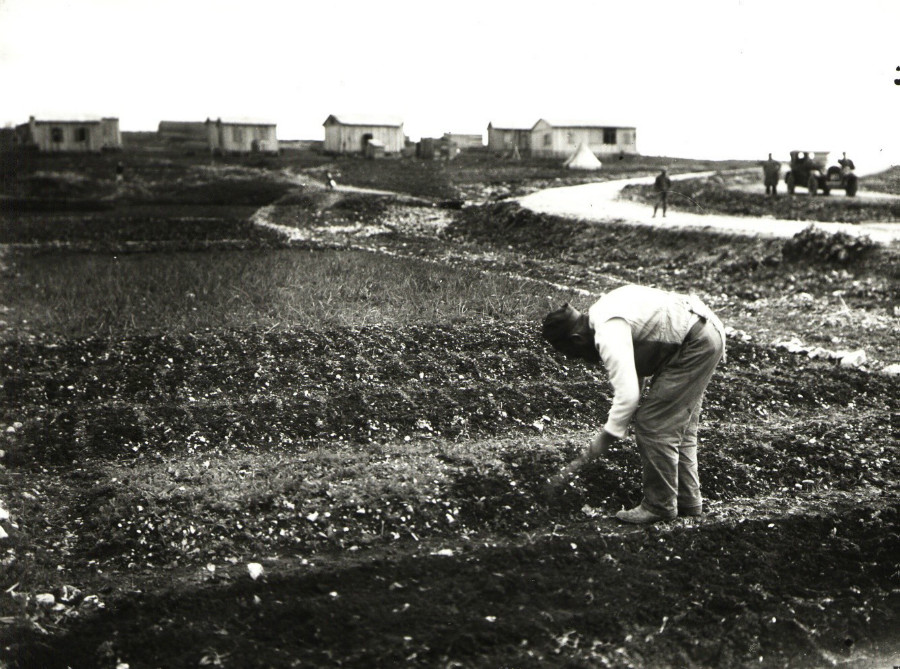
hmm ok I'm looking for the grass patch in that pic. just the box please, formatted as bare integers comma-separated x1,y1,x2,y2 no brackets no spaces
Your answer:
0,205,280,245
1,248,582,339
861,165,900,195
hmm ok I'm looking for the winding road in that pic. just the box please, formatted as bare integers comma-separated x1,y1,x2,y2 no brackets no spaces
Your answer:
516,172,900,246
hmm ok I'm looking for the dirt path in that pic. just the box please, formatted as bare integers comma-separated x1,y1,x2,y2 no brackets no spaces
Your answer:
516,173,900,245
282,169,433,205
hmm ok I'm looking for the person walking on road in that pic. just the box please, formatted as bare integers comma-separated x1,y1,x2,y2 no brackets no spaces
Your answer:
542,285,726,524
762,153,781,197
652,168,671,217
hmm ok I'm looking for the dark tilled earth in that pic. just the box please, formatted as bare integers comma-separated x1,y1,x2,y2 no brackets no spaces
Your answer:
2,169,899,668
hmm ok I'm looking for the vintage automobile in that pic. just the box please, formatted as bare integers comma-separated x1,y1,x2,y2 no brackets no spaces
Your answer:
785,151,858,196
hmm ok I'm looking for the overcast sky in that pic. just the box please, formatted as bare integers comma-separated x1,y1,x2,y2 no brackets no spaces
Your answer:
1,0,897,171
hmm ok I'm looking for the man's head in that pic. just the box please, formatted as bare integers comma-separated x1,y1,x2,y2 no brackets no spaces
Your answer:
542,303,599,362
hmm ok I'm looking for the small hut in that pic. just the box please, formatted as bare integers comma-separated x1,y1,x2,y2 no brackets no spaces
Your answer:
205,118,279,154
15,116,122,152
531,119,637,158
323,114,404,154
365,139,386,159
487,121,531,155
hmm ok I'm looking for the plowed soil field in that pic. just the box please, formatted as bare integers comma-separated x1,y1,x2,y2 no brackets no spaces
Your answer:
1,152,898,668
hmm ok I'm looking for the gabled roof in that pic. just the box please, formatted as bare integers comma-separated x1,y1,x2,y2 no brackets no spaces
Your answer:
324,114,404,127
533,118,636,130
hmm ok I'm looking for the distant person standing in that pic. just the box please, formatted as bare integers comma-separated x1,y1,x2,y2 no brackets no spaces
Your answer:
838,152,855,175
652,168,671,218
115,161,125,183
762,153,781,197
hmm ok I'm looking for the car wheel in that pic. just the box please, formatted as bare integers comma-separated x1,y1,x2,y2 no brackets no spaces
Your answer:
846,175,858,196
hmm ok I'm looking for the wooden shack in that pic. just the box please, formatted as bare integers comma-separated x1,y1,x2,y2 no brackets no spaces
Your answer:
205,118,279,154
15,116,122,152
365,139,386,159
323,114,404,155
530,119,637,158
487,121,532,155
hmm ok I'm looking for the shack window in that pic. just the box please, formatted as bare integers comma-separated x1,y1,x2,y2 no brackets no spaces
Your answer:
603,128,617,144
566,132,575,145
75,127,88,142
232,127,243,143
543,133,551,147
51,127,64,143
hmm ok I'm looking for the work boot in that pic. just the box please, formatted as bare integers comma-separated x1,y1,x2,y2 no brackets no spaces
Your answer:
615,505,669,524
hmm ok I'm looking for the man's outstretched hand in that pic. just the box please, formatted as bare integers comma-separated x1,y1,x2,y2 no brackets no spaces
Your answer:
545,473,564,490
543,431,618,500
544,471,571,493
542,472,570,501
543,457,587,499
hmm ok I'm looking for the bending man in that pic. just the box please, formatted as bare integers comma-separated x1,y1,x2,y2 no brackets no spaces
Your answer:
542,284,726,524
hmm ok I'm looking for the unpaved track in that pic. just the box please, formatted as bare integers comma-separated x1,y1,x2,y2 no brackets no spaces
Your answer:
517,172,900,245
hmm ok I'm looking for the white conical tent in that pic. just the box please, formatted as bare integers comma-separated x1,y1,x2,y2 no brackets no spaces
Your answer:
563,142,602,170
